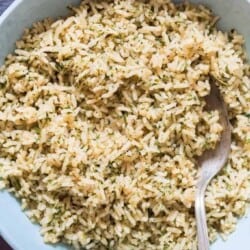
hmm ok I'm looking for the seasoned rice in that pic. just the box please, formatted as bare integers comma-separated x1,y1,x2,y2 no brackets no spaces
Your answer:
0,0,249,249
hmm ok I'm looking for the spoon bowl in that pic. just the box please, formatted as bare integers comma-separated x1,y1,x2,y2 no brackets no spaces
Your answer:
195,79,231,250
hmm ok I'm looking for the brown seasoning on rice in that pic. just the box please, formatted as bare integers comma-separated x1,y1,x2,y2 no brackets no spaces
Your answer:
0,0,249,249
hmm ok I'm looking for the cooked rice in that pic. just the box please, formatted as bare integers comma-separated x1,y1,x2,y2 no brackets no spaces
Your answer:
0,0,249,249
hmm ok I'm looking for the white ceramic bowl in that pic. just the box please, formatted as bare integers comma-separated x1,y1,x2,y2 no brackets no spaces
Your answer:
0,1,249,249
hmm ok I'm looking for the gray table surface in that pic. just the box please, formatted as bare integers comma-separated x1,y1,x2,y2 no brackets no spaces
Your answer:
0,0,12,13
0,1,14,249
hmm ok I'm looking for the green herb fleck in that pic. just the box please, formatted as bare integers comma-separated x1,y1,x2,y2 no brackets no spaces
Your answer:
33,127,41,135
0,77,7,89
210,74,227,86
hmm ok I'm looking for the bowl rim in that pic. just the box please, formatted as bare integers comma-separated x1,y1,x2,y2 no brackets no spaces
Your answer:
0,2,24,250
0,0,21,25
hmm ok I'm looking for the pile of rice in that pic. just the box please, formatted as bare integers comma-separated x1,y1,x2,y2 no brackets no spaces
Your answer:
0,0,249,249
